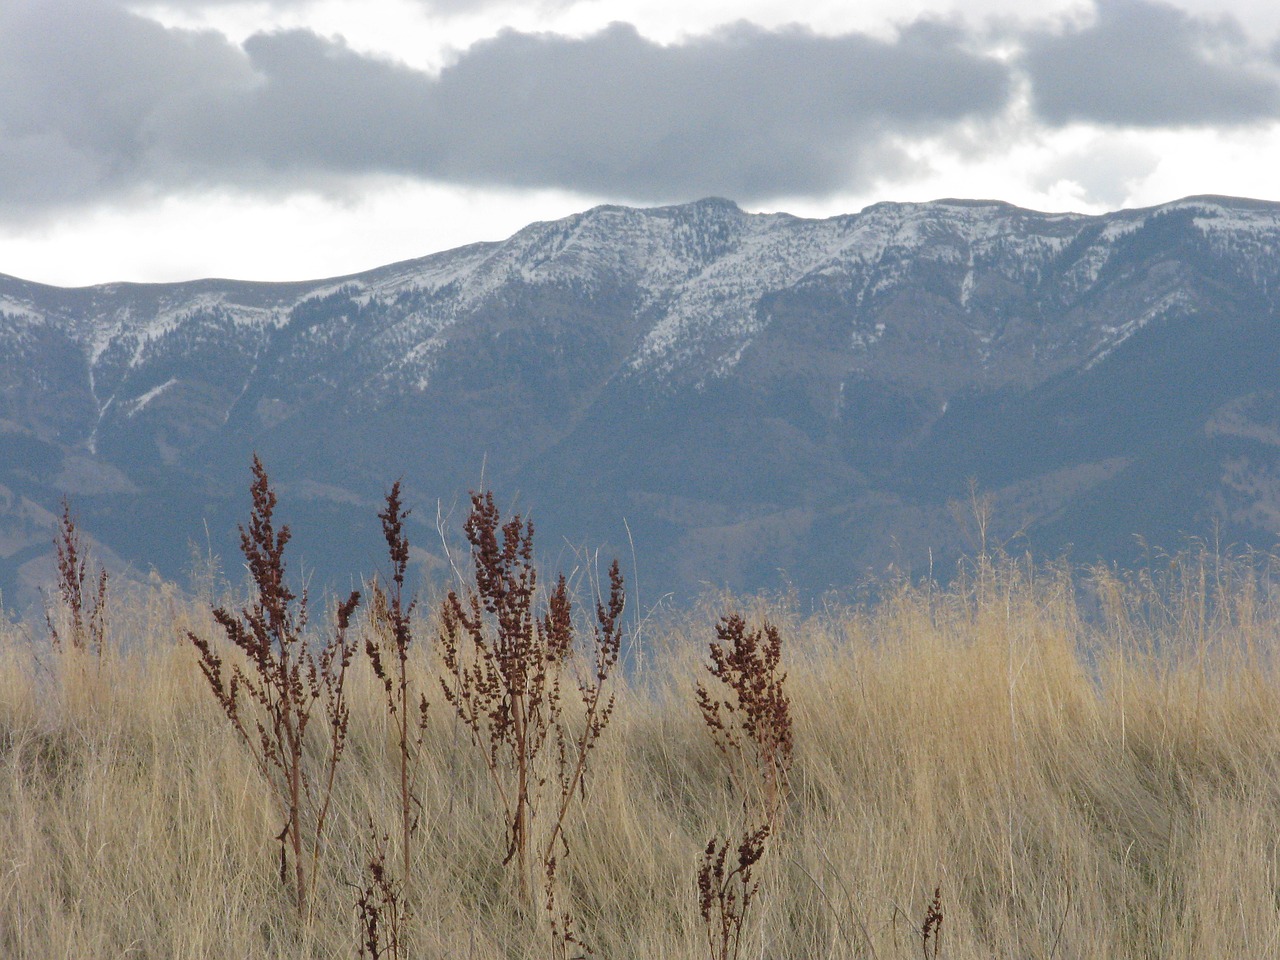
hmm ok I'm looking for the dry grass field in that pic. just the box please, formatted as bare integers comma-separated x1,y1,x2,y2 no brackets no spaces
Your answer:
4,530,1280,959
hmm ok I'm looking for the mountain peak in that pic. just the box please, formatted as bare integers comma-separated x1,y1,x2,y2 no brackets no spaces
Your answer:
686,196,742,212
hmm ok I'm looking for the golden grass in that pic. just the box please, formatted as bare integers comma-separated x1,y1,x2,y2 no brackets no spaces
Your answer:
4,547,1280,959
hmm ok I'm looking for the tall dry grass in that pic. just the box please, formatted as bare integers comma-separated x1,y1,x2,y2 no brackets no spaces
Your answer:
3,544,1280,958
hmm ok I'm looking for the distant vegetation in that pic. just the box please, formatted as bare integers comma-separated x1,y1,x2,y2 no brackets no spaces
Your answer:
3,463,1280,958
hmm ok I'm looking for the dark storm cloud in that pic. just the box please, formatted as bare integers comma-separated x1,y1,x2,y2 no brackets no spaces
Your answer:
1022,0,1280,126
0,0,257,209
392,19,1010,197
0,0,1011,213
15,0,1280,218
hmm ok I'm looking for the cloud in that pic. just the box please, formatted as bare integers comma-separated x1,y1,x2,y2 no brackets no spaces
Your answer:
0,0,257,210
410,0,578,12
1032,137,1160,206
138,0,574,10
1022,0,1280,126
416,20,1011,198
0,0,1011,215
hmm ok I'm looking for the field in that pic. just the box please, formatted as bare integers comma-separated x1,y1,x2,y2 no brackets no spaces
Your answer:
4,521,1280,958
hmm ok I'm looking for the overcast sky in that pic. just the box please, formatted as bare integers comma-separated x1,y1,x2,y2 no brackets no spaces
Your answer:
4,0,1280,286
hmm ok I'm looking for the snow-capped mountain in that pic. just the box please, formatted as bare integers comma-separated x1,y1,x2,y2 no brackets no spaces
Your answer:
3,195,1280,606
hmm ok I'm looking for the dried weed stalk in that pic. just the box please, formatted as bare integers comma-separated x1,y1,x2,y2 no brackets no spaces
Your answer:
352,824,407,960
696,823,770,960
696,614,793,829
365,482,430,900
695,614,791,960
437,490,624,911
921,886,944,960
45,498,108,658
544,853,590,960
188,456,361,920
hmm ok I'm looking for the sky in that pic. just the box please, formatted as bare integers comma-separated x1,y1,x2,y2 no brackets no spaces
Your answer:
3,0,1280,287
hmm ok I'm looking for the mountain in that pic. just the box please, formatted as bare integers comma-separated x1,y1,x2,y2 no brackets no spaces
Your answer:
3,195,1280,609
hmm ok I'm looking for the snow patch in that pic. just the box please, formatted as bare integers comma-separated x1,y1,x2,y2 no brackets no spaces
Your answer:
127,378,178,416
1086,291,1191,368
959,247,976,307
0,297,40,322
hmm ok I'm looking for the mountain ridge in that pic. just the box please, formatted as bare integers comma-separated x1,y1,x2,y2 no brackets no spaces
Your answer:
3,194,1279,608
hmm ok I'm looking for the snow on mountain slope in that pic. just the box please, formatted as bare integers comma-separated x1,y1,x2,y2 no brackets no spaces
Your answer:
7,194,1280,401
